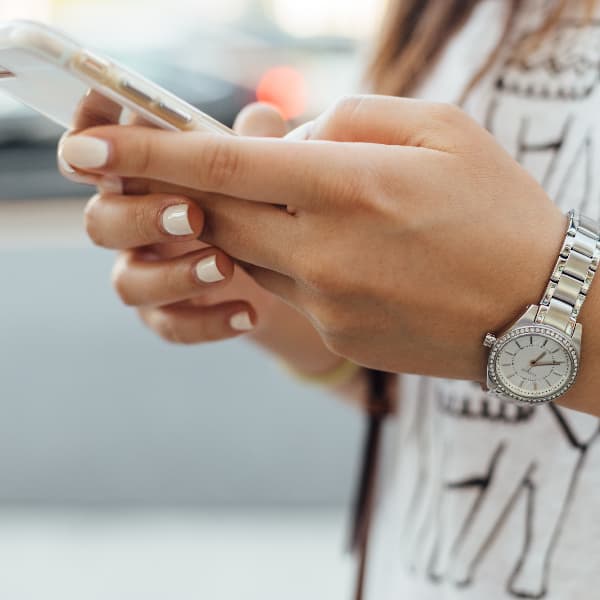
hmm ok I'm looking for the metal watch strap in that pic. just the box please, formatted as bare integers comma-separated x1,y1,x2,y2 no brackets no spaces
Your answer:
536,210,600,336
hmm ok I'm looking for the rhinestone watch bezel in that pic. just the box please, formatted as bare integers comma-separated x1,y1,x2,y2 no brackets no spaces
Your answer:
487,325,578,405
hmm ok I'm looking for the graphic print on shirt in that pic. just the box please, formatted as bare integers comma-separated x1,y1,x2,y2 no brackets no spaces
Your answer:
397,18,600,599
486,19,600,220
414,382,600,599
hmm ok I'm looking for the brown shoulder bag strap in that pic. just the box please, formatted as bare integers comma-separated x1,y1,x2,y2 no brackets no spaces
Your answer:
350,370,395,600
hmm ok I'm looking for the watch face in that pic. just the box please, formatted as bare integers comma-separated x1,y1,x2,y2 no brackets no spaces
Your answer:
488,326,578,404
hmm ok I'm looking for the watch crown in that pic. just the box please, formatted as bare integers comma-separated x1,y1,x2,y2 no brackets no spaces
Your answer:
483,333,497,348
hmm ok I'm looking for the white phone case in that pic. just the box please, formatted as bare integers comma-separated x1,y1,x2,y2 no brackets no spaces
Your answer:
0,19,234,135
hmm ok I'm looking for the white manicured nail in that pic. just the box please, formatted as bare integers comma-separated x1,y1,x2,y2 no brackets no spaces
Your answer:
99,175,123,195
162,204,193,236
57,150,76,174
230,311,253,331
60,136,110,169
195,255,225,283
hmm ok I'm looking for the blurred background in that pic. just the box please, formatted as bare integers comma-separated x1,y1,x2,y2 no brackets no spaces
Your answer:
0,0,387,598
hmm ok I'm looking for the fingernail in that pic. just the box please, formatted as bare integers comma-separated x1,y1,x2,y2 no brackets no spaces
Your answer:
195,255,225,283
61,136,110,169
58,140,100,184
57,150,76,174
98,175,123,195
162,204,194,236
230,311,254,331
58,149,99,185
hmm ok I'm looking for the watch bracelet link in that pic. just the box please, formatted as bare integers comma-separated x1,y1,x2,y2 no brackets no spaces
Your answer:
536,209,600,336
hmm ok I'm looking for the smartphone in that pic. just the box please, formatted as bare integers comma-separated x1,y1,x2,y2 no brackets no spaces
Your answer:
0,19,234,136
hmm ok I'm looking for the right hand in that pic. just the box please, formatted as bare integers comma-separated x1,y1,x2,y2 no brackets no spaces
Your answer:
58,101,289,344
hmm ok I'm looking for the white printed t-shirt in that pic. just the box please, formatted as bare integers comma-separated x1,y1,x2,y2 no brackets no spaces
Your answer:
364,1,600,599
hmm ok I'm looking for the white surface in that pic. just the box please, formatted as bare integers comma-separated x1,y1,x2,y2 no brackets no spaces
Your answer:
0,509,353,600
0,199,88,247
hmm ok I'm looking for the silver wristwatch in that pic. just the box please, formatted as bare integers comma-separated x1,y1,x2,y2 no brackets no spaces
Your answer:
483,210,600,405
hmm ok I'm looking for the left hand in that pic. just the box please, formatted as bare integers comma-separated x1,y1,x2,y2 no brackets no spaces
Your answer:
60,94,567,382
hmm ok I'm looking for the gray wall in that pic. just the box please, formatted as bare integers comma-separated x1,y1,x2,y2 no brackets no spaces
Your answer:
0,246,362,507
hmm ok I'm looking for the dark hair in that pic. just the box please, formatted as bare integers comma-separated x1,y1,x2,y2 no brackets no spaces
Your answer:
365,0,596,101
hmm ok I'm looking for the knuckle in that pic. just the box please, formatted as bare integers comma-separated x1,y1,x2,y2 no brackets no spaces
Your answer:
429,102,465,129
203,139,240,189
154,311,218,345
132,200,154,245
163,261,184,296
153,312,186,345
307,169,355,209
131,134,154,176
343,170,374,210
304,153,368,208
331,95,364,122
326,95,366,135
203,325,227,343
84,195,109,248
234,102,284,136
111,256,135,306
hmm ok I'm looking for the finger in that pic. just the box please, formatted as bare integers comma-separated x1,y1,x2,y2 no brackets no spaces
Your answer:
234,103,287,137
112,183,298,273
58,91,125,185
58,125,368,208
57,131,100,186
241,263,299,304
120,176,211,199
285,121,314,141
139,302,256,344
200,194,300,275
85,192,204,249
309,95,472,150
126,111,159,128
112,248,234,307
59,134,123,192
73,89,124,130
141,239,211,261
59,93,157,191
118,103,287,197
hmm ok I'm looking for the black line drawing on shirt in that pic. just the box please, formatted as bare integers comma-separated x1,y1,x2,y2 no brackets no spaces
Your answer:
392,17,600,600
424,21,600,597
485,20,600,220
402,381,600,599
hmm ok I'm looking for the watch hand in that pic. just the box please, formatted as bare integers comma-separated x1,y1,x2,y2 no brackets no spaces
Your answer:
529,351,547,366
530,361,564,367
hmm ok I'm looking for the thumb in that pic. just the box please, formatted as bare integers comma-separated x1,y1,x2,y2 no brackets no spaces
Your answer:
233,103,287,137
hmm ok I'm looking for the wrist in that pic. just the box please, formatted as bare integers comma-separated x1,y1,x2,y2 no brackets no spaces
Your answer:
491,205,567,328
483,208,600,408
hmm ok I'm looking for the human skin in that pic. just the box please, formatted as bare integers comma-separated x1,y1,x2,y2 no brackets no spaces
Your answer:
59,95,600,416
58,102,347,379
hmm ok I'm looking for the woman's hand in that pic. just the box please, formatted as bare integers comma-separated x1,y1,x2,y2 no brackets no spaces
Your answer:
59,102,348,379
60,104,289,342
59,95,568,383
